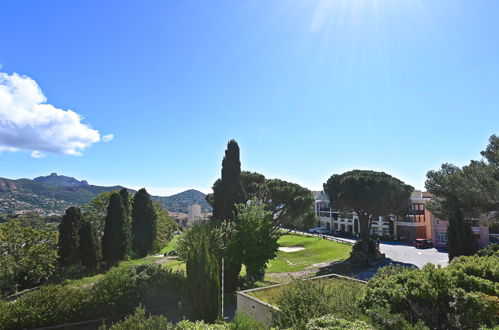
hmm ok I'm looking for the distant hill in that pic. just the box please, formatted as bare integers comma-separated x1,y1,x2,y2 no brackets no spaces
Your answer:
0,174,211,215
154,189,212,213
34,173,89,187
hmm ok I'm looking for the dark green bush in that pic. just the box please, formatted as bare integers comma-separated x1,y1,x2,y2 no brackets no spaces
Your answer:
306,315,373,330
273,278,365,329
0,264,186,330
361,262,499,329
102,306,173,330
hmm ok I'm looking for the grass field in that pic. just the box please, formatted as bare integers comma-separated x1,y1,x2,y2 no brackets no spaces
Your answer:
266,234,352,273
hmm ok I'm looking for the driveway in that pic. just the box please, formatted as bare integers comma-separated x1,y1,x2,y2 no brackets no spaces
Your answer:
379,241,448,268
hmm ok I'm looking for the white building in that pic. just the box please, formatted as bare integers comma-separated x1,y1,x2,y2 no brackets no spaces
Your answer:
314,191,392,237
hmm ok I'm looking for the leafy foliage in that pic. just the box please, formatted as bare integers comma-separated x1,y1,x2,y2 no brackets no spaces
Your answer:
210,139,247,222
152,201,177,253
131,188,157,257
234,202,279,281
306,315,373,330
361,257,499,329
57,206,82,266
102,306,172,330
79,219,102,271
273,278,366,329
102,192,130,264
426,135,499,259
324,170,412,262
0,264,186,329
183,224,220,322
0,221,57,297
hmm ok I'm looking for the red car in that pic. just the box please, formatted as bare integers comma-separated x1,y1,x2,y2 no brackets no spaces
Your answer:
415,238,433,249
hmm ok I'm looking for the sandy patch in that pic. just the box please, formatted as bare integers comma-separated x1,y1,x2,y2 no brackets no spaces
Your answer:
279,245,305,252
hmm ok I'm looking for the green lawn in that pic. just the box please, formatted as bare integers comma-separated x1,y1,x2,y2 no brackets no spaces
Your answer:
266,234,352,273
159,234,180,254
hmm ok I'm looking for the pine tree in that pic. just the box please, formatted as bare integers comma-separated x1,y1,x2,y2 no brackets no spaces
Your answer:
131,188,157,258
187,231,220,322
211,140,247,221
57,207,82,266
102,192,129,264
79,220,102,271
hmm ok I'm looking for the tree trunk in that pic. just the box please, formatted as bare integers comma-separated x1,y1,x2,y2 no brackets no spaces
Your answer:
358,213,370,257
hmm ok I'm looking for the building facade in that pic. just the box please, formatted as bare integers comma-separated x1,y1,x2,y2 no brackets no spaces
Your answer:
314,190,490,248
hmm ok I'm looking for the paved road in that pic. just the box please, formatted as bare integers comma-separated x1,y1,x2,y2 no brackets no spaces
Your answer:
330,237,449,268
379,242,448,268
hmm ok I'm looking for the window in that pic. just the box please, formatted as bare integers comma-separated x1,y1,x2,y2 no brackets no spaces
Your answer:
436,232,448,245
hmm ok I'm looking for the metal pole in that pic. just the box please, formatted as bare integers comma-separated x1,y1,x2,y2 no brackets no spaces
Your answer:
221,257,224,320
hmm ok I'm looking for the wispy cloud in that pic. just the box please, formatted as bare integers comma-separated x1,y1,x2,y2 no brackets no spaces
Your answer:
0,72,112,157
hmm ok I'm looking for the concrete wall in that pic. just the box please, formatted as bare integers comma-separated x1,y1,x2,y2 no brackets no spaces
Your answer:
236,288,279,326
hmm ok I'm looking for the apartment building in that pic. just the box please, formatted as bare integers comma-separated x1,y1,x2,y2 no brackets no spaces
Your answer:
314,190,490,248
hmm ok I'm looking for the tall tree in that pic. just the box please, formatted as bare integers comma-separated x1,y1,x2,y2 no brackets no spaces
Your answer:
79,220,102,271
152,201,177,253
426,164,479,260
235,202,279,281
324,170,413,262
102,192,129,264
131,188,157,257
57,207,82,266
119,188,131,219
210,140,247,221
185,224,220,322
207,140,247,293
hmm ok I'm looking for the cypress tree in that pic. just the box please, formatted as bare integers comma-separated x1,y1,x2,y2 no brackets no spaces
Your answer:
119,188,130,219
210,140,247,293
447,205,478,261
102,192,129,264
187,232,220,322
57,207,82,266
131,188,157,257
211,140,247,221
79,220,102,271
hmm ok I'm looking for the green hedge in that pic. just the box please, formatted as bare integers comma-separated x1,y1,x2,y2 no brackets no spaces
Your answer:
361,257,499,330
0,264,186,330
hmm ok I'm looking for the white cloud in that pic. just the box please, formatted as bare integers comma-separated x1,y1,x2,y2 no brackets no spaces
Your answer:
30,150,46,158
102,134,114,142
0,72,111,157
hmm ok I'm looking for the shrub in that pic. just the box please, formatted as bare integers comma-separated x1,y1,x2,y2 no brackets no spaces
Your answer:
103,306,173,330
306,315,373,330
365,306,429,330
230,313,266,330
361,262,499,329
476,243,499,257
273,278,365,329
0,264,186,330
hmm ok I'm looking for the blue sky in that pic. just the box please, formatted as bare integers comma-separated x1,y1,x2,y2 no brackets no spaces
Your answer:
0,0,498,195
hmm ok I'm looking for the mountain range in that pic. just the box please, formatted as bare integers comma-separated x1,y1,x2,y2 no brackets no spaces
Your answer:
0,173,211,215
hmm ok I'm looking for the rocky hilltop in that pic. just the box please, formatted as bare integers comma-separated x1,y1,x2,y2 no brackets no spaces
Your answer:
0,174,211,215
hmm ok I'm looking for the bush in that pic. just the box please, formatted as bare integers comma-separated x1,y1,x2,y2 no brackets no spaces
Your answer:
230,313,266,330
103,306,173,330
365,306,429,330
273,278,365,329
361,262,499,329
306,315,373,330
0,264,186,330
476,243,499,257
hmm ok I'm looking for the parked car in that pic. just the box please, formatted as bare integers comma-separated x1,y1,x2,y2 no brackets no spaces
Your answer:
308,227,321,234
415,238,433,249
